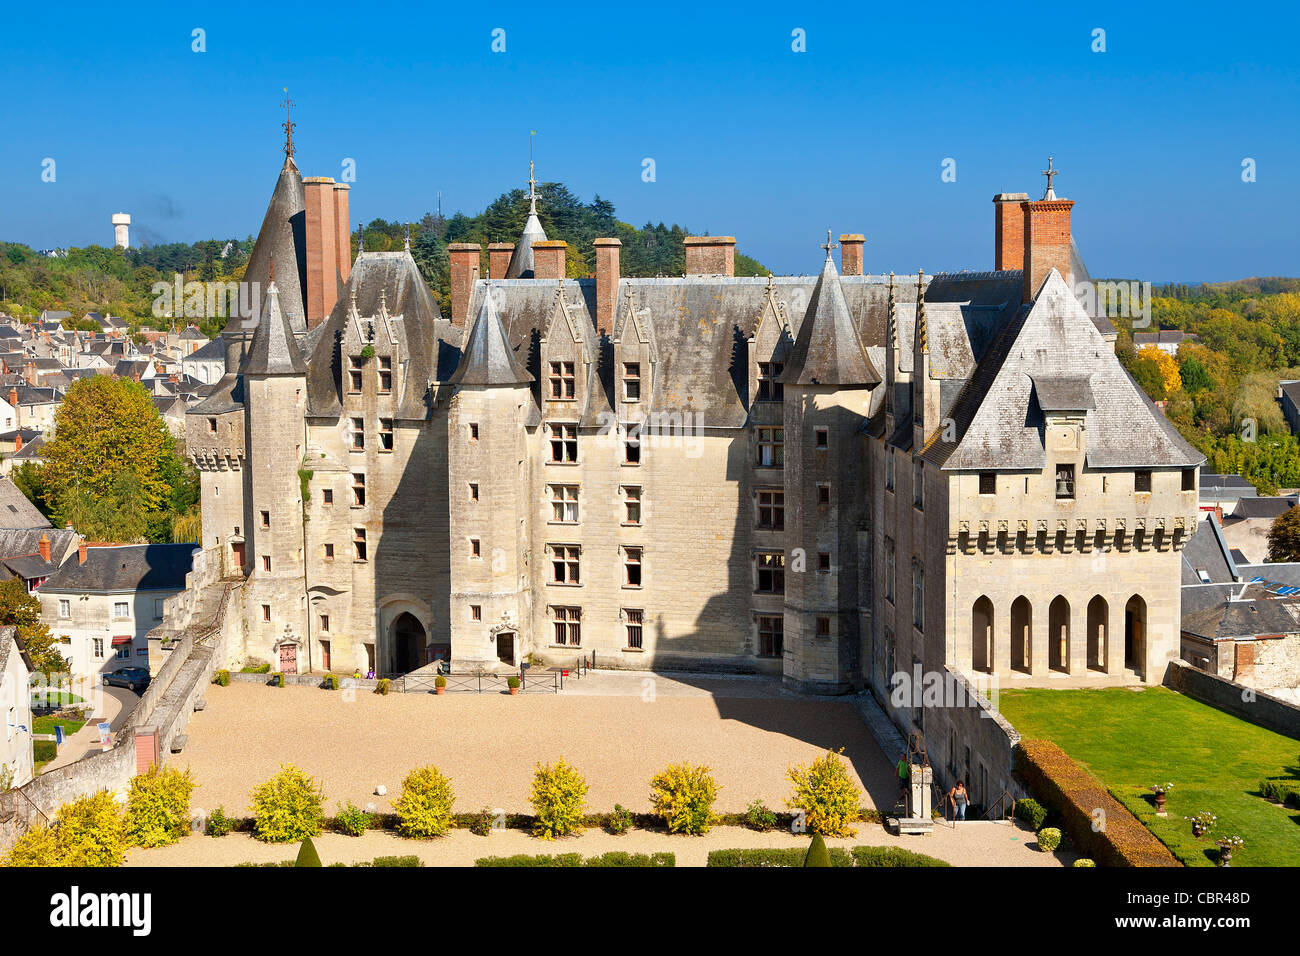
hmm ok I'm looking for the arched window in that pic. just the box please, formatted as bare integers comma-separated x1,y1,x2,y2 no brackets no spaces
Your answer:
1087,596,1108,672
1049,596,1070,673
1011,597,1032,674
972,597,994,673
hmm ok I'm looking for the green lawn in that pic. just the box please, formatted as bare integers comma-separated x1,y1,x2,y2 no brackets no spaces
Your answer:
999,687,1300,867
32,715,86,737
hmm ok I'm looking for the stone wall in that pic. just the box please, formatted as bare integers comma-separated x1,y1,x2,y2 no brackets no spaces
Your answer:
1164,658,1300,740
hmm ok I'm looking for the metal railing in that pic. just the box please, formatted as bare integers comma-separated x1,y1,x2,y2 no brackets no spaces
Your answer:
981,790,1017,822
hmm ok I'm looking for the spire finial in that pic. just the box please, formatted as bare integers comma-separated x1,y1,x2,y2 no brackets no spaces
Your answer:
404,223,411,253
821,229,835,261
527,130,539,216
1042,156,1059,199
280,88,296,158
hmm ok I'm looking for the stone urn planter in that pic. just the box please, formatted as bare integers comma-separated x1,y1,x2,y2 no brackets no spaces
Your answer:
1192,822,1206,837
1218,846,1233,866
1154,792,1167,815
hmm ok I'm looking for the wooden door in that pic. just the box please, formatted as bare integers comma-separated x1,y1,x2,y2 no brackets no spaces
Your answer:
280,642,297,675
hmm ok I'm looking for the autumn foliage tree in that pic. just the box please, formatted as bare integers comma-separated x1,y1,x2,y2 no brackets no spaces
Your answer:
0,576,67,674
1266,505,1300,562
37,376,196,543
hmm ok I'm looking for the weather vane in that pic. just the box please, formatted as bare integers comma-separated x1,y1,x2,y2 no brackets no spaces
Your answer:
281,87,296,158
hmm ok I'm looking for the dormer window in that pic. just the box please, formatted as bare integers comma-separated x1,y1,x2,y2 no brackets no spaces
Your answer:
1056,464,1075,499
757,362,784,402
623,363,641,402
348,356,363,393
378,356,392,394
549,362,576,400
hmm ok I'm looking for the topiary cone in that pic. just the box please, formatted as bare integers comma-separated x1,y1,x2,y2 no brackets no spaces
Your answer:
803,833,831,867
295,837,322,867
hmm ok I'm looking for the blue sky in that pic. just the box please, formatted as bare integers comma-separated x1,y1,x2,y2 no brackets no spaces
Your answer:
1,1,1296,282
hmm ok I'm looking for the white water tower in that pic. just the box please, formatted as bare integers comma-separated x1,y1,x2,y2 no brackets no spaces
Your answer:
112,212,131,249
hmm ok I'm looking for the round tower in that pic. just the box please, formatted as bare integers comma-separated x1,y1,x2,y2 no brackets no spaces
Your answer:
112,213,131,249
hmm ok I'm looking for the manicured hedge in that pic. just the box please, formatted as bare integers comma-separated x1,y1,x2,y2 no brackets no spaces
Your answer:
705,846,947,867
33,740,56,763
1259,778,1300,808
849,846,951,867
475,852,675,867
1014,740,1179,868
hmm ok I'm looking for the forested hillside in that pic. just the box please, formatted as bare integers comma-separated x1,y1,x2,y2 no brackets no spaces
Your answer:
0,182,767,337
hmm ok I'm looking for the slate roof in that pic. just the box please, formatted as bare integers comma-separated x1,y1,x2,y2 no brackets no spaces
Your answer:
184,337,225,362
1230,495,1297,520
0,626,34,675
305,251,455,420
1180,514,1237,586
780,252,880,388
448,286,533,386
223,155,307,338
0,477,50,528
1181,586,1300,641
506,206,547,279
242,281,306,377
40,543,198,593
0,528,77,562
921,269,1205,470
8,434,47,462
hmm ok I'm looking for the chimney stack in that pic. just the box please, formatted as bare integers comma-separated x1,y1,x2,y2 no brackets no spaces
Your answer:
1022,195,1074,303
839,234,865,276
594,238,621,336
488,243,515,280
303,177,340,327
684,236,736,277
993,193,1029,271
14,433,22,452
532,241,567,281
8,387,16,407
332,183,351,285
448,244,482,327
78,539,87,564
38,533,49,563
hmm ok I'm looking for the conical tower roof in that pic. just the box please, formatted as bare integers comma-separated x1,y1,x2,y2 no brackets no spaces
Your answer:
448,285,532,386
243,275,307,376
506,159,548,279
225,155,307,337
780,239,880,387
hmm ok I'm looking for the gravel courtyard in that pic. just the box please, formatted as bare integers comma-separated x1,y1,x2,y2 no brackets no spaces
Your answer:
175,676,897,818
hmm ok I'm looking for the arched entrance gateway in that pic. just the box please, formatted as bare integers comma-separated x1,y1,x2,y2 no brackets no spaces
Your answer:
392,612,427,674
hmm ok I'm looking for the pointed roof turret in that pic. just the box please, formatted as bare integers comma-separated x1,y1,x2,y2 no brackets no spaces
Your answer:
242,272,307,376
780,234,881,388
447,286,533,386
225,153,308,338
506,156,548,279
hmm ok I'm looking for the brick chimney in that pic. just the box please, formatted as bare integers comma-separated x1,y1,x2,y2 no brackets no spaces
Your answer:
14,433,22,452
993,193,1029,270
488,243,515,280
8,387,16,407
684,236,736,277
533,241,567,281
303,177,339,328
332,183,351,284
1022,195,1074,303
78,539,87,564
448,244,481,327
24,362,35,385
38,533,49,563
840,234,865,277
594,238,621,336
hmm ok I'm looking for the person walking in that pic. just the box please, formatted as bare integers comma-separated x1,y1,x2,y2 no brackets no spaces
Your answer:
896,752,911,806
949,780,970,821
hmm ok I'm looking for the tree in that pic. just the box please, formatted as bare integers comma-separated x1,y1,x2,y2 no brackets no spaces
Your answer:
803,833,831,867
1266,505,1300,562
0,577,68,673
41,376,193,542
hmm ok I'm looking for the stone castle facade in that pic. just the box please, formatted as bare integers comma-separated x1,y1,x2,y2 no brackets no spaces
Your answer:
188,145,1204,729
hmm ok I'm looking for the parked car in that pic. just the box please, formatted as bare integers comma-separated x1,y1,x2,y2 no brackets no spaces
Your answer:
103,667,151,693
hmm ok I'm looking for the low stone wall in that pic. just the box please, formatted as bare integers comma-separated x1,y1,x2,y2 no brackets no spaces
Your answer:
924,668,1023,812
1164,659,1300,740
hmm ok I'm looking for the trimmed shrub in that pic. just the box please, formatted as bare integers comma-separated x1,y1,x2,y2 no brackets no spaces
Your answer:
127,765,197,848
849,846,951,867
207,807,234,837
370,855,422,867
249,764,326,843
605,804,634,835
333,801,372,837
1074,858,1096,867
507,676,521,690
744,799,778,832
394,765,456,839
1037,827,1062,852
4,790,127,867
529,758,588,840
295,837,322,867
803,834,831,867
648,763,719,835
33,740,56,763
376,678,391,695
706,847,853,868
434,675,447,689
1015,740,1178,868
1015,797,1048,831
241,662,271,674
786,748,862,837
213,670,230,687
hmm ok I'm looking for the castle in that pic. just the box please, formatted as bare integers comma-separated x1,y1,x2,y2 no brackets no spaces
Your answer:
187,136,1204,751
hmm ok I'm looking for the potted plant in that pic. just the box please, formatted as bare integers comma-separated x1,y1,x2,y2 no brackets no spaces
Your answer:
1150,782,1173,815
507,676,521,696
435,675,446,696
1215,836,1243,866
1185,810,1216,838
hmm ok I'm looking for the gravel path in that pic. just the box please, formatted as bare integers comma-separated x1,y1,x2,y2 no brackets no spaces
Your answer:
125,821,1069,868
174,681,896,818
